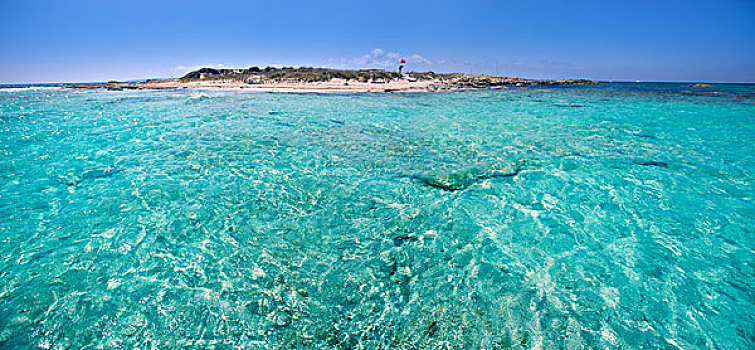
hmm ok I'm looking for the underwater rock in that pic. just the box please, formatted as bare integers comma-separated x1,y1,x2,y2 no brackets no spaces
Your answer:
415,161,521,191
57,166,119,186
635,133,658,139
553,103,584,108
636,161,669,168
81,166,118,180
688,83,715,88
426,320,440,337
393,234,418,247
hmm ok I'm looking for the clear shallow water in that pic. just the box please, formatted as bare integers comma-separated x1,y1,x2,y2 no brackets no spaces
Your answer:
0,84,753,349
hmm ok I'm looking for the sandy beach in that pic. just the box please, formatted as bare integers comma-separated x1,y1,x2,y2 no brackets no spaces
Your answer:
154,77,445,93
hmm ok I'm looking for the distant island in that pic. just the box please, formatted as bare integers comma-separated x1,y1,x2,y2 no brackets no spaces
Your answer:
71,66,598,93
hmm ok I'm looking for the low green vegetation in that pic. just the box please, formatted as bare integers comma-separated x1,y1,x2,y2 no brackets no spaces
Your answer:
181,66,402,83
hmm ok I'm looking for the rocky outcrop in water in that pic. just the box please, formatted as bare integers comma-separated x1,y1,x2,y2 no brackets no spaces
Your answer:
176,67,598,87
68,67,598,92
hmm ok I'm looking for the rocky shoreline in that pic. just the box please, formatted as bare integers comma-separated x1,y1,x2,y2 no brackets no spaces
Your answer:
69,66,598,93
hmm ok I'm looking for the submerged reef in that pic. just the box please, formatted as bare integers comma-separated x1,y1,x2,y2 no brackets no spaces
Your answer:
414,161,522,191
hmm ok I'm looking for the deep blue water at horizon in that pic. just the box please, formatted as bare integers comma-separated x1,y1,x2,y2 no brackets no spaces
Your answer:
0,83,753,349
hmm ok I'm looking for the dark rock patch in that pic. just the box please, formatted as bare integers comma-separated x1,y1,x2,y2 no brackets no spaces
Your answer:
426,321,440,337
635,133,658,139
393,234,418,247
637,161,669,168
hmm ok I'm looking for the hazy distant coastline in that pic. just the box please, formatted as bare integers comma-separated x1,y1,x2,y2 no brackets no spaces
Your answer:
69,66,598,93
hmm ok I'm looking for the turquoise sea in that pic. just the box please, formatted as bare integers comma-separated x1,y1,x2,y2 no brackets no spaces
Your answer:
0,83,753,349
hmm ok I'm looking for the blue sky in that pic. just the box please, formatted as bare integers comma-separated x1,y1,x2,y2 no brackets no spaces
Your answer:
1,0,753,83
